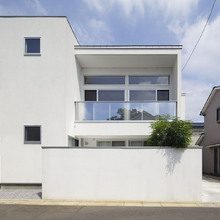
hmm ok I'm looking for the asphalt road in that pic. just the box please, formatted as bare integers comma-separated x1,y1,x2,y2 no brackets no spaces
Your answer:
0,205,220,220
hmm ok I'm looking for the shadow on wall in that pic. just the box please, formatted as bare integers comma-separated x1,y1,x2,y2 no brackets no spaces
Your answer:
157,147,185,175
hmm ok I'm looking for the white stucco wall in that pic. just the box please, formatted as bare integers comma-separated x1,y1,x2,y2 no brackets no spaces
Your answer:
42,147,202,202
0,17,79,183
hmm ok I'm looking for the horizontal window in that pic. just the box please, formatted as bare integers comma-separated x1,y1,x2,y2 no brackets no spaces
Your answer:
129,76,169,85
24,126,41,144
130,90,156,101
25,38,40,54
99,90,124,101
97,141,125,147
85,76,125,85
129,140,147,146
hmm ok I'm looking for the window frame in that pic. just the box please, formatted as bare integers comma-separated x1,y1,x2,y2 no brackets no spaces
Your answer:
129,76,170,85
84,76,125,85
217,107,220,123
24,125,41,144
24,37,41,56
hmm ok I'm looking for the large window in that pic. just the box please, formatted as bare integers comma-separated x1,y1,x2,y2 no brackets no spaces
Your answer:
130,90,156,101
85,76,125,85
217,108,220,123
25,38,40,55
129,76,169,85
24,126,41,144
99,90,124,101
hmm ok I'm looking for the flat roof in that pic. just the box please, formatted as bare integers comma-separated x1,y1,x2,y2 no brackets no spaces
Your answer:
75,45,182,49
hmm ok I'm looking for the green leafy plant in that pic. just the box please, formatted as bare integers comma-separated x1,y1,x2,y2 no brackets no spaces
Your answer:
148,115,193,148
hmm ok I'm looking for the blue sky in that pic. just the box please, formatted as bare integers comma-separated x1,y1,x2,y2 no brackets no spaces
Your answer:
1,0,220,122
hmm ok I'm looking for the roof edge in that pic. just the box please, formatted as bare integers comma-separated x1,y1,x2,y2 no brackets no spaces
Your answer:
75,45,182,49
200,86,220,116
0,16,80,45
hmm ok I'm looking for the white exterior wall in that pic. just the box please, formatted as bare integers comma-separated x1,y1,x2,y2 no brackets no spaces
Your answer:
42,147,202,202
0,17,78,183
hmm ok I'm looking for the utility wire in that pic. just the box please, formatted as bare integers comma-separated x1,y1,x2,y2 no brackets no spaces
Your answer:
182,0,217,71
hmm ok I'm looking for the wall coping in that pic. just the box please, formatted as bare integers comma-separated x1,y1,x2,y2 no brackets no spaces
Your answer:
42,146,202,150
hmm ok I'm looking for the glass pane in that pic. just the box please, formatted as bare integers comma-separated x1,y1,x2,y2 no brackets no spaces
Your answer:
130,90,156,101
129,103,143,120
83,102,94,120
25,126,40,142
85,90,97,101
143,103,158,120
99,90,124,101
97,141,111,147
159,102,176,117
157,90,169,101
112,141,125,146
94,103,109,120
85,76,125,84
109,103,125,120
129,141,143,146
129,76,169,84
25,39,40,53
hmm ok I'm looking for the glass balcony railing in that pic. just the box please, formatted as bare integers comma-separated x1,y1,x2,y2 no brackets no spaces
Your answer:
75,101,177,121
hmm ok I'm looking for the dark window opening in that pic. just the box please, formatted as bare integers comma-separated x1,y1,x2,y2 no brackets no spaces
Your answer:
217,108,220,123
85,90,97,101
25,38,40,54
157,90,169,101
24,126,41,144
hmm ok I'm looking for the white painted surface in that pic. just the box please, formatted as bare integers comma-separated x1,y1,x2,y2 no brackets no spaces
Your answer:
74,122,152,137
0,17,79,183
42,147,202,202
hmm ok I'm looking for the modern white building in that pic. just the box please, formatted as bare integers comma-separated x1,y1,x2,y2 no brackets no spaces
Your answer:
0,16,185,185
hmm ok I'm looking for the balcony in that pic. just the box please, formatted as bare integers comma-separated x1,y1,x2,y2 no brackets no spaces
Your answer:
75,101,176,121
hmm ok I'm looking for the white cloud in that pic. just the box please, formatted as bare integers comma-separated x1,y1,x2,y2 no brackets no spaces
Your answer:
180,16,220,81
32,0,47,15
72,18,114,44
182,79,212,122
0,0,47,16
170,13,220,121
82,0,198,20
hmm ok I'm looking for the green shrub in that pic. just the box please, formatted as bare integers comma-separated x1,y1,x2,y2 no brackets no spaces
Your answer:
147,115,193,148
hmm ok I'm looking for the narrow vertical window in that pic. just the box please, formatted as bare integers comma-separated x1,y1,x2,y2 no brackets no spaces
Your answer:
217,108,220,123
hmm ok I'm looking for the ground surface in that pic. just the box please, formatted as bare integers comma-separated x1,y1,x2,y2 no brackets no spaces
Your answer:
0,205,220,220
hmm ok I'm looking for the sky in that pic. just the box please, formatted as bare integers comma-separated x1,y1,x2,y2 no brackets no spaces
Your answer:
0,0,220,122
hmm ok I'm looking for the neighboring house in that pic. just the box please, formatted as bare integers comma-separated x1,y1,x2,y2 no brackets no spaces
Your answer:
191,122,204,146
197,86,220,175
0,16,185,185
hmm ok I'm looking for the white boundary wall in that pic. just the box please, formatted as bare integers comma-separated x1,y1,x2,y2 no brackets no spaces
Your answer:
42,147,202,202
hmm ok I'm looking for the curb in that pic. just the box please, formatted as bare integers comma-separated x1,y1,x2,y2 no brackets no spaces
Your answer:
0,199,220,207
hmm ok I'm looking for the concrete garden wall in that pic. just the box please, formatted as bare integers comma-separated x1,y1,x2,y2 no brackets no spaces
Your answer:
42,147,202,202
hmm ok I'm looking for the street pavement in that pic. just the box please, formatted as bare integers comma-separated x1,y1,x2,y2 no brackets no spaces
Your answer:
0,205,220,220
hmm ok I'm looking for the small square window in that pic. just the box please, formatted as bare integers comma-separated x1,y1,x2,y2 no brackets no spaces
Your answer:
24,126,41,144
25,38,40,55
217,108,220,123
157,90,169,101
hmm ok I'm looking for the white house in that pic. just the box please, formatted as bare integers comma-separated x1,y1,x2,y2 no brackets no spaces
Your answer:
0,16,185,186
